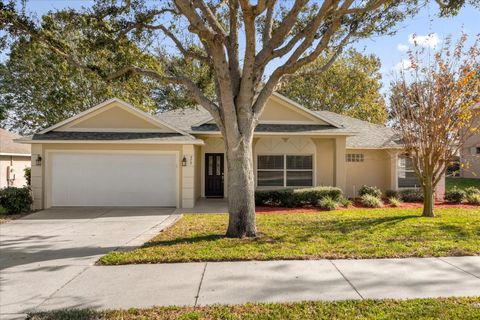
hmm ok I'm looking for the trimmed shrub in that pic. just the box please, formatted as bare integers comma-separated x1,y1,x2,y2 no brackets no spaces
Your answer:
444,187,465,203
388,197,402,207
399,189,424,202
255,187,343,207
339,197,352,208
24,167,31,186
385,189,399,199
464,187,480,197
318,196,339,211
0,187,33,214
466,193,480,205
358,185,382,198
360,194,384,208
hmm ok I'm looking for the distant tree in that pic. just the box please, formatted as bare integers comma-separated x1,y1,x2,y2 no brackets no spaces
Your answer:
280,49,387,124
390,34,479,217
0,12,161,134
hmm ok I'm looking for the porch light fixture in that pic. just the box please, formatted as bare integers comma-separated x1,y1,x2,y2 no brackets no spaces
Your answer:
182,156,187,167
36,155,42,166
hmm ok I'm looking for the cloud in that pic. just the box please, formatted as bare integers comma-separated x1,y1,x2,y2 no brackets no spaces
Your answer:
408,33,441,48
394,59,412,71
397,43,409,52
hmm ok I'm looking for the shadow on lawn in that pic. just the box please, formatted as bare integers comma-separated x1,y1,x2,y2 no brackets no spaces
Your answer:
144,233,225,247
143,214,429,247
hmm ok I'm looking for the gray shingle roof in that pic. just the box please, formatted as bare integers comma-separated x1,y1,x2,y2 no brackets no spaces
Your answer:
157,107,211,132
0,129,31,155
32,131,200,143
315,111,401,149
157,107,402,149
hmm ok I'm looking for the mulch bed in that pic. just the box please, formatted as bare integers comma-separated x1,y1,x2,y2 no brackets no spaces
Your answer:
256,201,479,214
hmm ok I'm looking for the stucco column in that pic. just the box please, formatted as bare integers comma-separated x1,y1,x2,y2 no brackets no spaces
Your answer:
30,144,44,210
334,137,347,192
181,145,195,208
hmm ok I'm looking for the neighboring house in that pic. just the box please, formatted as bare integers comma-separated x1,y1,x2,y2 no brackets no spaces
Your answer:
460,105,480,179
17,93,443,210
0,129,31,188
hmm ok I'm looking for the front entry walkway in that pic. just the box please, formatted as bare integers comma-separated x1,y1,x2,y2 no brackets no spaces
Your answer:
0,207,179,318
175,198,228,214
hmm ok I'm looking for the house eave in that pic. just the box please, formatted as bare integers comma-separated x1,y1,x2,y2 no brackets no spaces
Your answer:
15,139,205,146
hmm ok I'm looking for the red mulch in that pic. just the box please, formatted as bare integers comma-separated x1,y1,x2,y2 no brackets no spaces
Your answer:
255,201,479,214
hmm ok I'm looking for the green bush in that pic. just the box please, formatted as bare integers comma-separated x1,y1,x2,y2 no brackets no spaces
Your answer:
385,189,399,199
388,197,402,207
318,196,339,211
0,187,33,214
464,187,480,197
24,167,31,186
255,186,343,207
466,193,480,205
444,187,465,203
399,189,424,202
358,185,382,198
339,197,352,208
360,194,384,208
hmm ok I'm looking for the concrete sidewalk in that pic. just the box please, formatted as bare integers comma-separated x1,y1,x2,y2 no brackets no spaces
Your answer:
3,256,480,318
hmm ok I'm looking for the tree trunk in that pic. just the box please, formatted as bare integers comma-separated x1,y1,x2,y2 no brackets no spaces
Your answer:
225,137,257,238
422,182,435,217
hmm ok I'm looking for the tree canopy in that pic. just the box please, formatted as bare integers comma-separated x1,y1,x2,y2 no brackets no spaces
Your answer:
280,49,387,124
0,11,216,134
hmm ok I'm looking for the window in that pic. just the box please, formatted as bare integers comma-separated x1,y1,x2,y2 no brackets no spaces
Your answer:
477,147,480,154
346,154,364,162
257,155,313,187
397,156,420,188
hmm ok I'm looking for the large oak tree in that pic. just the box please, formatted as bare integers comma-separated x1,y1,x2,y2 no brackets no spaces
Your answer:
0,0,472,237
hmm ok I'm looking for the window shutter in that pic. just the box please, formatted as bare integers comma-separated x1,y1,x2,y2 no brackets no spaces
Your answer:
472,147,477,155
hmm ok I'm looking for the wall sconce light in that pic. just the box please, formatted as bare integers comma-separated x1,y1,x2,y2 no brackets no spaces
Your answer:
36,155,42,166
182,156,187,167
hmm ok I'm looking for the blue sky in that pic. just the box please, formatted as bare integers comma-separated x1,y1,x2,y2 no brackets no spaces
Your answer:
17,1,480,94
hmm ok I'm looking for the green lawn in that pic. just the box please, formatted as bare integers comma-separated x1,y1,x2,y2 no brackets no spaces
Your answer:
100,208,480,265
446,177,480,190
29,297,480,320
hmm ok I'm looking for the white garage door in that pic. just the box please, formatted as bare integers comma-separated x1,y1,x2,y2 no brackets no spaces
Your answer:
50,152,177,207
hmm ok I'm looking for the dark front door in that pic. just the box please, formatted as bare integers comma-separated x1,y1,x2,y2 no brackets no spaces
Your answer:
205,153,224,197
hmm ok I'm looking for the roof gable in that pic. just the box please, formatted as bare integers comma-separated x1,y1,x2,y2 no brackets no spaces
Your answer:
41,98,187,135
0,129,31,155
192,92,341,128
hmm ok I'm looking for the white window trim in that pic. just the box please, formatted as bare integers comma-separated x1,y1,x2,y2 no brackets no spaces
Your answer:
256,154,315,188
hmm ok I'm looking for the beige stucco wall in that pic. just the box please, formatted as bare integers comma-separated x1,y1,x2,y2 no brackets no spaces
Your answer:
345,149,397,197
259,96,328,124
312,139,335,186
198,135,345,197
0,155,30,189
59,103,172,131
30,143,196,210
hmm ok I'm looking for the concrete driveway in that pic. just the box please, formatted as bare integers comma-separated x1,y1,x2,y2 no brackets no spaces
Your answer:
0,207,178,317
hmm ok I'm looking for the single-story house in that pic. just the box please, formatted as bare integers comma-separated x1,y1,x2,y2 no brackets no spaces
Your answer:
0,128,31,188
17,93,443,210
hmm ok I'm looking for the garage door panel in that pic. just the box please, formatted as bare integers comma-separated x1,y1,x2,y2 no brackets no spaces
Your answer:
50,152,177,207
